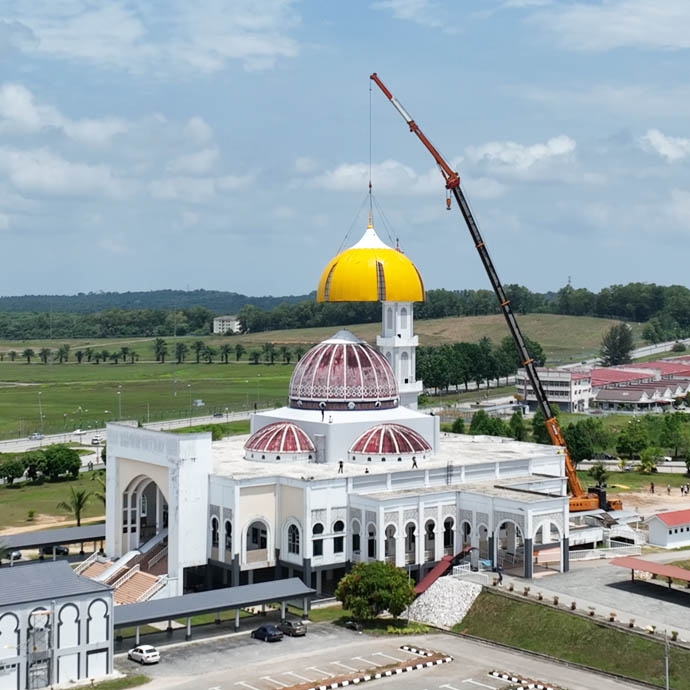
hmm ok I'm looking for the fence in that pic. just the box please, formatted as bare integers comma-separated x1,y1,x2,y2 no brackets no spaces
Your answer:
569,544,641,562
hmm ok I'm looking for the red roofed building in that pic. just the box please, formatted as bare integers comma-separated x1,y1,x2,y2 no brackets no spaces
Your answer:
647,508,690,548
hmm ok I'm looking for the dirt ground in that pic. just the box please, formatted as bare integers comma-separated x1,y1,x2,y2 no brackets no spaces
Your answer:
0,514,103,536
616,488,690,519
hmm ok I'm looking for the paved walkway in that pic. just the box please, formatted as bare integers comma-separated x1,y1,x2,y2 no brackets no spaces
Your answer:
501,555,690,641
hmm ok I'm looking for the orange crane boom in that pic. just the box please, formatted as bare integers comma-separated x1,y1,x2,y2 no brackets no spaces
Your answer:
370,73,621,513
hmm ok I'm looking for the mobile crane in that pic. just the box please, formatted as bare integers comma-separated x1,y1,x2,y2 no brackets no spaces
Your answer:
370,73,621,513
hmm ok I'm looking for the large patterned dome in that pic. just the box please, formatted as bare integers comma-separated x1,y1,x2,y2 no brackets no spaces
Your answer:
288,330,398,410
349,424,431,462
244,422,315,462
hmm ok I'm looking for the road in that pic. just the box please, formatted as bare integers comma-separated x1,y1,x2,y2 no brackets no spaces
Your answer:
115,626,645,690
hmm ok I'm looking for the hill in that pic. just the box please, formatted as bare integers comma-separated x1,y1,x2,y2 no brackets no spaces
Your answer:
0,289,314,315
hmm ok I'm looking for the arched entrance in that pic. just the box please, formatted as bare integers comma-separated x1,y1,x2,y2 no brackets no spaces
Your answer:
424,519,436,562
122,475,168,551
245,519,269,564
404,522,416,564
443,517,455,556
384,525,396,564
495,520,526,572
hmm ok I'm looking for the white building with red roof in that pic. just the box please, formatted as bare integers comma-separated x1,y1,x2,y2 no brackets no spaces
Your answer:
647,509,690,548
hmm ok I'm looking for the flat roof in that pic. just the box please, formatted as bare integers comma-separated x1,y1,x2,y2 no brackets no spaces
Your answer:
212,424,560,482
113,578,315,628
1,524,106,551
0,560,111,607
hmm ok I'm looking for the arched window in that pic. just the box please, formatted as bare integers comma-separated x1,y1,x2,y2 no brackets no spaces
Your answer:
351,520,361,554
333,520,345,554
225,521,232,550
367,525,376,559
312,523,324,557
400,306,408,330
211,517,219,548
288,524,300,555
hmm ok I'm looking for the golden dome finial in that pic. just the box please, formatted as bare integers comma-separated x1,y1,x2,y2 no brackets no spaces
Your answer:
367,210,373,230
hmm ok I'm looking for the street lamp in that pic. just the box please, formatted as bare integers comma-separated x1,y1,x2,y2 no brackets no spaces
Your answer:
37,391,43,433
256,374,261,409
245,380,249,410
116,391,122,420
187,384,192,426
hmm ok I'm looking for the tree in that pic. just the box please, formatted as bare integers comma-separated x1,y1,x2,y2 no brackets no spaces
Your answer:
38,347,51,364
234,343,246,362
22,450,47,482
469,410,506,437
451,417,465,434
74,349,84,364
56,487,92,527
0,457,24,485
175,342,189,364
660,413,686,458
587,462,608,488
249,349,261,365
334,561,415,620
639,447,663,474
55,344,70,363
263,342,276,365
8,350,16,362
508,410,527,441
43,444,81,481
531,406,560,445
616,417,649,459
219,344,232,364
91,470,106,506
599,323,634,366
193,340,206,363
153,338,168,364
22,348,34,364
202,345,216,363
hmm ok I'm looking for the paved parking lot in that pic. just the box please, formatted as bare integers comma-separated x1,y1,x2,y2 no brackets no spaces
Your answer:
116,626,647,690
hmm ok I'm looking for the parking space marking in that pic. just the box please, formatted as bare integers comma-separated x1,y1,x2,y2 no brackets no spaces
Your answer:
235,682,262,690
461,680,497,689
352,656,382,667
283,671,315,683
440,684,462,690
331,661,359,672
261,677,289,688
306,666,334,678
373,651,405,662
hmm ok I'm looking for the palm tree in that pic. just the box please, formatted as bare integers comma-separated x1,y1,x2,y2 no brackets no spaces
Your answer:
278,345,291,364
91,470,106,506
262,342,275,365
129,350,137,364
39,347,51,364
153,338,168,364
192,340,206,364
84,347,93,363
249,349,261,365
294,346,306,361
8,350,16,362
203,345,216,364
234,343,246,362
74,350,84,364
56,487,92,527
219,344,232,364
120,346,130,363
175,342,189,364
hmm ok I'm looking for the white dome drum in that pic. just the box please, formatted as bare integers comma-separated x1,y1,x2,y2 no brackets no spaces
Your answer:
289,330,398,410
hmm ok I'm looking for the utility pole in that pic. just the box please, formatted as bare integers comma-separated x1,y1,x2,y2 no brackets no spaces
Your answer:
665,629,670,690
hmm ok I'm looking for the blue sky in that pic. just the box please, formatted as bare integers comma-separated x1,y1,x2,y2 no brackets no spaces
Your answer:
1,0,690,298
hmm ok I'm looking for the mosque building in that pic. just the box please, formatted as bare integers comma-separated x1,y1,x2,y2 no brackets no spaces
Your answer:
103,219,570,602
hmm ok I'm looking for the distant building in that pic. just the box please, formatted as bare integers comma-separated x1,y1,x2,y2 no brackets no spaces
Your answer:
0,560,113,689
647,509,690,549
516,368,592,412
213,315,241,335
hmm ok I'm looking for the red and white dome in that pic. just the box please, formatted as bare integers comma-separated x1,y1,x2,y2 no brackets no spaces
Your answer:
289,330,398,410
244,422,315,462
349,424,431,462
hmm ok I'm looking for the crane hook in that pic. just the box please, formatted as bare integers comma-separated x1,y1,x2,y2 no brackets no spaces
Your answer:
446,191,451,211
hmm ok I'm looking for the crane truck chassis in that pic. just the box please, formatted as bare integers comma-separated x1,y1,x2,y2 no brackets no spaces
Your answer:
370,72,621,514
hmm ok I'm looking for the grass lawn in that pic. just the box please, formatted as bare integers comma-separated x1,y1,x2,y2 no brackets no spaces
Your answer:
576,469,688,493
458,590,690,689
92,675,149,689
0,471,106,529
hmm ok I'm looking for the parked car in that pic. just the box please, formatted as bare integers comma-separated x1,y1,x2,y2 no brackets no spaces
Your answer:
127,645,160,664
28,432,44,440
41,545,69,556
250,624,283,642
278,619,307,637
91,436,103,446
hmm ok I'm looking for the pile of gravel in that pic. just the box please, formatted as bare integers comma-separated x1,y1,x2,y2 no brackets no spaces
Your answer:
406,577,482,629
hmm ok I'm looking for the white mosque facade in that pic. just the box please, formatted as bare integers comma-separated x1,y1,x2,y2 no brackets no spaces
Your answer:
104,222,571,599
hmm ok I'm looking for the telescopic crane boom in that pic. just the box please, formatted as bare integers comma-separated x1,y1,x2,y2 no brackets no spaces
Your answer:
370,73,621,513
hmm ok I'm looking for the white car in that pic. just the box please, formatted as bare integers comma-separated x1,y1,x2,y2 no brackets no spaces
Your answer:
127,645,160,664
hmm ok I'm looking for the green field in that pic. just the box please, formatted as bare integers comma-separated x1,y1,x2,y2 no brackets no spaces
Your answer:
459,589,689,688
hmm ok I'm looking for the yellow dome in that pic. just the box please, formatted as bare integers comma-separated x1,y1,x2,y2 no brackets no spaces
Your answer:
317,223,425,303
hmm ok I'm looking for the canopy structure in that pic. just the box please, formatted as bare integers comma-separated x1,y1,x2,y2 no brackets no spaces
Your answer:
2,524,106,551
611,556,690,586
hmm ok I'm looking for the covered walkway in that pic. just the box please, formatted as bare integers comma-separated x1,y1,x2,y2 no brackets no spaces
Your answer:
611,556,690,589
2,524,105,554
113,577,315,644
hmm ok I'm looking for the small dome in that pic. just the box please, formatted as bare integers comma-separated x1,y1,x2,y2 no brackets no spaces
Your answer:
244,422,315,462
317,222,424,303
349,424,431,461
289,330,398,410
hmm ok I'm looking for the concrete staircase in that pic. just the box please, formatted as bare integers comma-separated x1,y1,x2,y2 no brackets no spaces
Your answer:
112,569,162,605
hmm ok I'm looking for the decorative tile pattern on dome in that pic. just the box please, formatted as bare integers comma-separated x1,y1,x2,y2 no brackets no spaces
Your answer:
349,424,432,455
244,422,315,454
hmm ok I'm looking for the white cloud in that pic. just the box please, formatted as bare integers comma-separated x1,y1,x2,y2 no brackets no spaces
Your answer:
184,117,213,145
502,0,551,7
0,147,126,198
167,148,218,175
666,189,690,228
294,156,317,174
6,0,301,75
149,173,252,203
181,211,199,227
0,82,127,145
639,129,690,162
466,135,576,172
312,159,439,194
271,205,296,220
372,0,445,29
99,237,130,255
529,1,690,51
463,176,506,200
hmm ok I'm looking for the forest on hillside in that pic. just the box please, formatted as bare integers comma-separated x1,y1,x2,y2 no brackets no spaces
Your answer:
0,282,688,341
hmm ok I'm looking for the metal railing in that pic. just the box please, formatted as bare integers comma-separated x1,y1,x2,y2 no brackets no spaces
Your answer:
74,551,100,575
148,546,168,570
111,564,140,590
569,545,641,561
139,576,168,602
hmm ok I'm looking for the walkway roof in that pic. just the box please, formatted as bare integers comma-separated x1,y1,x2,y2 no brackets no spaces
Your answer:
611,556,690,582
113,578,315,628
2,524,106,551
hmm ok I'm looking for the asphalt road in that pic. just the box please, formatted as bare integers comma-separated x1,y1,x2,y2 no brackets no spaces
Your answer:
115,626,647,690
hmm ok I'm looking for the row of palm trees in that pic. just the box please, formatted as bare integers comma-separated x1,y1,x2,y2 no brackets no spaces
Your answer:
3,340,312,365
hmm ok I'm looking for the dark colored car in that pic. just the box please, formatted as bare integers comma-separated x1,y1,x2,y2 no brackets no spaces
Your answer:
278,619,307,637
41,545,69,556
251,624,283,642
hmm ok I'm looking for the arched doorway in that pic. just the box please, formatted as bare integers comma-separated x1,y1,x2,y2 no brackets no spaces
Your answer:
424,520,436,562
443,517,455,556
122,475,167,551
404,522,416,564
245,520,268,564
367,524,376,560
384,525,396,564
495,520,526,572
351,519,361,559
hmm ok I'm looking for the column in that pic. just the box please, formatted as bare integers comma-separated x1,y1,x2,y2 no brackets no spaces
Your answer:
488,535,495,569
302,558,312,589
232,554,240,587
506,522,517,552
315,570,322,595
234,609,240,631
561,536,569,573
523,538,533,579
185,617,192,641
135,626,140,645
281,601,286,622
